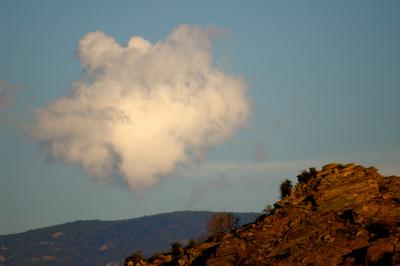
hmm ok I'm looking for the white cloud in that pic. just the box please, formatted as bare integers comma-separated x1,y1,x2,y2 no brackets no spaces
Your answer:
29,25,251,191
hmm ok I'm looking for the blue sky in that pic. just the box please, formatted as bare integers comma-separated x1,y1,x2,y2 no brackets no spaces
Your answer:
1,1,399,234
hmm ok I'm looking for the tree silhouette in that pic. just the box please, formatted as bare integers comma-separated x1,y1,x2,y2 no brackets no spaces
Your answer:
206,213,238,237
280,179,293,199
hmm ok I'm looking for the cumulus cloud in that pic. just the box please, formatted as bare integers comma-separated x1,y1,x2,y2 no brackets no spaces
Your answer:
0,80,16,110
29,25,250,191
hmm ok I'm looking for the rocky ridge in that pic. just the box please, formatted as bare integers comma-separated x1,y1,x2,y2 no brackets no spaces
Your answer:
125,163,400,266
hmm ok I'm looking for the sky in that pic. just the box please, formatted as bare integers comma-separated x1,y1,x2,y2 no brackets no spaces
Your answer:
1,1,399,235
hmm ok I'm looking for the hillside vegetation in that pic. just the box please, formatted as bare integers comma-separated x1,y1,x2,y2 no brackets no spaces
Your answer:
125,163,400,266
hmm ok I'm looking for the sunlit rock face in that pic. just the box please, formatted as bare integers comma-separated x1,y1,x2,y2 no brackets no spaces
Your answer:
125,163,400,266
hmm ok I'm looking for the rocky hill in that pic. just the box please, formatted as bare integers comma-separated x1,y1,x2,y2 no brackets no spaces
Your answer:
0,211,258,266
125,163,400,266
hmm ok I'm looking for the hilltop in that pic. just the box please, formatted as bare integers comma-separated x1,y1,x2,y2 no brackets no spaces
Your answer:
0,211,258,266
125,163,400,265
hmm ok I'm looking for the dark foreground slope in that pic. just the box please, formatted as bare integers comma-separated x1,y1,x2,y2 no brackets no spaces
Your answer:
126,163,400,266
0,211,258,266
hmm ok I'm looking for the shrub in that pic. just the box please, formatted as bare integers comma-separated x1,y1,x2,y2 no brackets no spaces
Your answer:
187,239,196,248
206,213,239,237
280,179,293,199
129,250,144,258
297,167,317,184
273,202,282,209
125,250,145,266
171,241,184,258
309,167,317,176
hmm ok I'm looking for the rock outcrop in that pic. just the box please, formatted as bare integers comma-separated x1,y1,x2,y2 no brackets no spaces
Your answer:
125,163,400,266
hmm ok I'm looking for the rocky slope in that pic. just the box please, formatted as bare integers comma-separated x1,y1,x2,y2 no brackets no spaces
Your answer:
125,163,400,266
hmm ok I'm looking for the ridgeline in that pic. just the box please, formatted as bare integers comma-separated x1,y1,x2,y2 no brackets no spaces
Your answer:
0,211,257,266
125,163,400,266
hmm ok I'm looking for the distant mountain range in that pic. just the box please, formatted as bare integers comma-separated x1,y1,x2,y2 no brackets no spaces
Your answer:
0,211,259,266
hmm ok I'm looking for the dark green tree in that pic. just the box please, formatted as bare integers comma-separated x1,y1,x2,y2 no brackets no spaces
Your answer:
171,241,184,259
297,167,317,184
280,179,293,198
309,167,317,177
